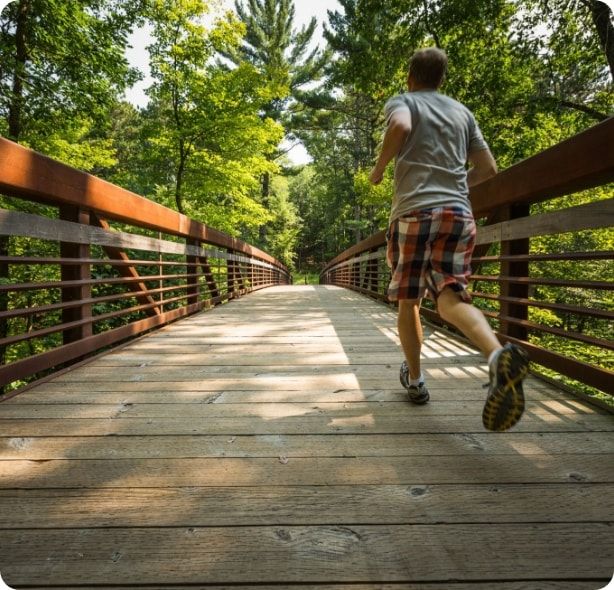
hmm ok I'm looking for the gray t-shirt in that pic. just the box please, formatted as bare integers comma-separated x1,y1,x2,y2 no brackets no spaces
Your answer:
384,90,488,223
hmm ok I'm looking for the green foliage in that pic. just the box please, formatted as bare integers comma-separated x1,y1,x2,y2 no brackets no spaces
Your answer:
227,0,328,128
143,0,283,229
0,0,143,144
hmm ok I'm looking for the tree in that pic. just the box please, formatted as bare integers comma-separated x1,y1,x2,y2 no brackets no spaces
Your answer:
223,0,328,207
0,0,143,144
144,0,283,233
516,0,613,122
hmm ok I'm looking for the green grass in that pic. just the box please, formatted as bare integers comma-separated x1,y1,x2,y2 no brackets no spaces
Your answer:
291,271,320,285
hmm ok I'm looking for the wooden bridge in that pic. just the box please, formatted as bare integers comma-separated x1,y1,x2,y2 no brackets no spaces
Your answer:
0,119,613,587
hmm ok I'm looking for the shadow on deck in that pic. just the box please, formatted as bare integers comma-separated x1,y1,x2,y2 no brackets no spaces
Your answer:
0,285,612,588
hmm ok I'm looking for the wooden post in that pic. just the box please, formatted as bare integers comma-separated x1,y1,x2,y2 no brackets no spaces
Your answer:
59,205,92,344
499,204,530,340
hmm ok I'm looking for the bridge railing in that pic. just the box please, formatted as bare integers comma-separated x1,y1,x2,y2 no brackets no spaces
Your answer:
0,138,290,396
321,118,614,400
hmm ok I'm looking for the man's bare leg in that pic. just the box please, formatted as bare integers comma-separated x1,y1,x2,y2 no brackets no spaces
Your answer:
397,298,423,380
436,287,501,358
436,286,529,431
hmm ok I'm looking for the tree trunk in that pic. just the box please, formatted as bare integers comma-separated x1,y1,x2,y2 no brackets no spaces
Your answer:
8,0,31,141
175,145,186,214
591,0,614,81
259,171,270,242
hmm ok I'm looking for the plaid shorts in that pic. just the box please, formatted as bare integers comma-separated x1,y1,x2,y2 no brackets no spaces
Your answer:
386,207,476,302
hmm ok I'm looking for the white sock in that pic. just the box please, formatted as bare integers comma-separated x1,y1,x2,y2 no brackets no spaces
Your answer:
488,348,501,369
409,373,424,387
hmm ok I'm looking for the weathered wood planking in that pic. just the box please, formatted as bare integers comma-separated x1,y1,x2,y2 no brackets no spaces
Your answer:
17,585,609,590
1,385,575,404
0,285,612,588
1,455,612,488
1,415,611,436
1,484,612,528
2,524,612,585
2,432,612,460
0,400,598,418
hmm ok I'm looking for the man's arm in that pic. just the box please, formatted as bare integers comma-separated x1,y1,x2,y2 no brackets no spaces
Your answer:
369,110,412,185
467,148,498,187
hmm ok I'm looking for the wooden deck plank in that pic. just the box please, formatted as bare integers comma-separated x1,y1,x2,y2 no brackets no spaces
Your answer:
1,455,611,488
1,484,612,528
20,584,610,590
2,432,612,460
4,382,574,403
0,285,612,588
2,524,612,585
1,414,611,436
0,400,599,418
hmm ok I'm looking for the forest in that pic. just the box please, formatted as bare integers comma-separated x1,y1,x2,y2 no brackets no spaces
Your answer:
0,0,612,398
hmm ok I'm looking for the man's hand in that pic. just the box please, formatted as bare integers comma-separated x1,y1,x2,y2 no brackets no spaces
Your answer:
369,167,384,185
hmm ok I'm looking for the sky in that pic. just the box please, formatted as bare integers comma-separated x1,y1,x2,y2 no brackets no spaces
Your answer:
124,0,340,163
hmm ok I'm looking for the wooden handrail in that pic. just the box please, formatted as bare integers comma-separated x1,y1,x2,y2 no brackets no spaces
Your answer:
0,137,290,395
0,137,286,269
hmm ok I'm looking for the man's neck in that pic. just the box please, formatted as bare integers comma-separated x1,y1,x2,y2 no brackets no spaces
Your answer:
409,83,438,92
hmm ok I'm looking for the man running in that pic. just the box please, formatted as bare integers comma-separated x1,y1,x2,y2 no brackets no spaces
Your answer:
369,47,529,432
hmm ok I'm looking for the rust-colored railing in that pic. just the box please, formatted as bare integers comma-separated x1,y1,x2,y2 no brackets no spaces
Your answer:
0,138,290,396
321,118,614,399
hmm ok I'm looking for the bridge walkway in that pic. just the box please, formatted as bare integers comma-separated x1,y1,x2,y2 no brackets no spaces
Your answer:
0,285,612,588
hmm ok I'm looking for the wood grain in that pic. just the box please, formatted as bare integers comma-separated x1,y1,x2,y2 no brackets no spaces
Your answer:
1,524,612,585
0,285,611,588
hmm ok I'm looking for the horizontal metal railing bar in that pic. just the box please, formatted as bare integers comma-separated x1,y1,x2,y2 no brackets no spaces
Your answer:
0,138,288,271
469,291,614,320
324,250,386,272
0,281,212,321
0,209,216,257
419,307,614,394
0,272,202,293
324,242,614,276
469,275,613,290
0,291,199,348
471,251,614,263
479,309,614,351
323,231,387,272
0,256,205,267
0,275,266,349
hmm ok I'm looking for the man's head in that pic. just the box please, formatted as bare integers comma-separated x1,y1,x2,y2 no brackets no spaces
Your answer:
407,47,448,90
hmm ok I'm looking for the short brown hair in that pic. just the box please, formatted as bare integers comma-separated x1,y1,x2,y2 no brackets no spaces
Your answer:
409,48,448,88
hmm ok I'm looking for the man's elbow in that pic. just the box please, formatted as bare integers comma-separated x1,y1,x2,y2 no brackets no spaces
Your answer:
484,161,498,179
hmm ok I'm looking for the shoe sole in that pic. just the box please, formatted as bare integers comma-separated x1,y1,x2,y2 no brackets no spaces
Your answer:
482,348,529,431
